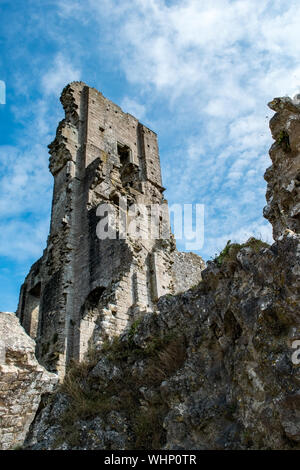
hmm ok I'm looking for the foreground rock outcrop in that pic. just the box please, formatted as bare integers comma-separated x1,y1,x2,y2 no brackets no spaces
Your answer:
24,233,300,450
264,96,300,240
23,95,300,450
0,313,58,450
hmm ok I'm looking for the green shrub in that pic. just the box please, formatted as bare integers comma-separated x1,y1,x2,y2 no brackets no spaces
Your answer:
214,238,270,266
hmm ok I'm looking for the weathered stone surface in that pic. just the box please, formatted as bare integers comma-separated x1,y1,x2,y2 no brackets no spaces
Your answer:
24,94,300,450
172,251,205,294
264,94,300,240
16,82,204,377
0,313,58,450
24,232,300,450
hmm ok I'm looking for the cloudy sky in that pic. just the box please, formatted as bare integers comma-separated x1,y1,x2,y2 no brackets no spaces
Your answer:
1,0,300,311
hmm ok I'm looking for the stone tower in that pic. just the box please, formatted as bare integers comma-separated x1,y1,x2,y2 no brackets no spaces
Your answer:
17,82,204,376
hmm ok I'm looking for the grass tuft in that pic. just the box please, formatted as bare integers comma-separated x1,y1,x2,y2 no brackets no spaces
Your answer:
56,331,186,449
214,237,270,266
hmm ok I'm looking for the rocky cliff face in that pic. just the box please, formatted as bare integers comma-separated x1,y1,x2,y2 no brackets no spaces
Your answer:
23,233,300,450
23,95,300,450
0,313,58,450
264,96,300,240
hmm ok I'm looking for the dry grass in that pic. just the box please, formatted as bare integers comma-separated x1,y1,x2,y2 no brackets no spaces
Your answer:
144,337,187,386
57,332,187,449
133,404,168,450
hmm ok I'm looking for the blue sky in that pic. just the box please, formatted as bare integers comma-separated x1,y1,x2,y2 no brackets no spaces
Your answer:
1,0,300,312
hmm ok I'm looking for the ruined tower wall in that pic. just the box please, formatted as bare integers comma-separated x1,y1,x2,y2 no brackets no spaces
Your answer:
171,251,206,294
17,83,178,374
17,82,205,376
65,84,173,363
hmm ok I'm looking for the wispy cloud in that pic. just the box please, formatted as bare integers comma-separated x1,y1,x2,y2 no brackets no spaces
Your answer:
0,53,82,265
0,218,49,261
0,144,51,217
120,97,146,120
41,53,81,96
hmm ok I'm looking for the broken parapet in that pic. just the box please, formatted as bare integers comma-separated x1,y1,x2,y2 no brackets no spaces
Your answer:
171,251,206,293
264,95,300,239
0,312,58,450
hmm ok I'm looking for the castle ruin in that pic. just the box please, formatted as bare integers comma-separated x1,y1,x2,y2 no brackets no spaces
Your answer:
16,82,205,376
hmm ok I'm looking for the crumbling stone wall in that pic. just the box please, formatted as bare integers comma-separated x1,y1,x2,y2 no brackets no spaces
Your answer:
171,251,206,294
17,82,204,377
24,94,300,450
0,312,57,450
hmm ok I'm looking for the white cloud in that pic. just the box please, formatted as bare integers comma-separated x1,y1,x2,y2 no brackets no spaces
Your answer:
0,54,82,266
41,53,81,96
204,220,273,260
120,97,146,120
0,144,51,217
0,218,49,261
